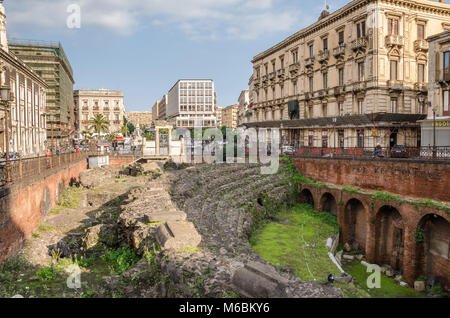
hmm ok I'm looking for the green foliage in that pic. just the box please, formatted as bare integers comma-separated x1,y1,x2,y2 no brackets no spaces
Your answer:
36,266,56,282
145,132,155,141
100,247,139,275
415,227,425,243
37,223,55,233
341,186,363,194
429,284,444,296
58,186,83,208
89,114,110,135
280,156,326,188
371,191,402,204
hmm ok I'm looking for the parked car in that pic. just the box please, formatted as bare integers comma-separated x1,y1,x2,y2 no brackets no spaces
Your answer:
281,145,294,155
391,145,409,158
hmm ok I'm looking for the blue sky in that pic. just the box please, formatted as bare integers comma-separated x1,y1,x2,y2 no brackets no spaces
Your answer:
5,0,444,112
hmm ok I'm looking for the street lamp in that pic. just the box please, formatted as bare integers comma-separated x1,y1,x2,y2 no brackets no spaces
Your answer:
1,85,13,183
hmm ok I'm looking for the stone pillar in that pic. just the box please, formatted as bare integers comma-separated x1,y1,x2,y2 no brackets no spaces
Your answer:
402,225,417,285
155,128,160,156
365,209,376,263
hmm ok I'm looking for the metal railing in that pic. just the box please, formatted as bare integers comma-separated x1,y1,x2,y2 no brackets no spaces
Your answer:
0,151,88,187
287,146,450,161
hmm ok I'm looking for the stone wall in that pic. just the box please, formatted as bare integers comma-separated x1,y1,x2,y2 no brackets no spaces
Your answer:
299,183,450,290
0,158,87,263
292,157,450,203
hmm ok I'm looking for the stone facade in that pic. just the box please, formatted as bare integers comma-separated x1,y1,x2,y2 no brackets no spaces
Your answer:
9,39,74,151
0,3,47,157
237,90,250,126
247,0,450,150
419,29,450,147
74,89,125,135
126,111,153,128
222,104,239,129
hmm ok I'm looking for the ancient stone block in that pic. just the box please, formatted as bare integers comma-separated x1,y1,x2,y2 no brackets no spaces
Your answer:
335,273,353,284
414,281,425,292
145,210,187,223
155,221,201,250
231,261,289,298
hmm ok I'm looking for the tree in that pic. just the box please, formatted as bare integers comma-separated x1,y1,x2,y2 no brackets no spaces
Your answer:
127,122,135,135
89,114,110,136
121,125,129,137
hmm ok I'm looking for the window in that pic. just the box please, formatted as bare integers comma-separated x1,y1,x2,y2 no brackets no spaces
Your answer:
418,64,425,83
292,50,298,63
339,68,344,86
309,76,314,92
388,18,399,35
308,131,314,147
358,100,364,114
309,44,314,58
338,31,344,45
323,38,328,51
339,102,344,116
418,100,425,114
265,89,268,101
272,61,276,72
280,57,284,69
444,51,450,81
322,131,328,148
444,90,450,115
391,98,398,113
338,130,345,148
357,130,364,148
390,60,398,80
281,86,284,98
417,24,425,40
323,72,328,89
356,21,366,38
358,62,365,81
265,64,268,75
322,103,328,117
272,87,276,99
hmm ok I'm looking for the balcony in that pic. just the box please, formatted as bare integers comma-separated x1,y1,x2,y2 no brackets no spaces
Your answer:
82,107,89,111
289,62,300,74
387,80,404,91
333,86,345,96
305,57,315,68
114,107,121,112
317,50,330,63
93,106,100,111
304,92,311,100
385,35,405,48
262,75,268,84
352,81,367,92
103,107,110,112
318,89,328,98
414,82,428,92
351,37,368,52
414,39,429,53
269,72,276,81
277,68,286,79
253,76,261,87
333,45,346,58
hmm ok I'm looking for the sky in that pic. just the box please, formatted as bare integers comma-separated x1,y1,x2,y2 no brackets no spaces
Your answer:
4,0,447,112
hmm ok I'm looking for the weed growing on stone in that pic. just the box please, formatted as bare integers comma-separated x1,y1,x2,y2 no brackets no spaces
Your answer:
58,186,83,208
100,247,139,275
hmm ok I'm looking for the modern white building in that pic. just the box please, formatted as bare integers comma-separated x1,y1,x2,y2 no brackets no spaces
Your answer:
167,79,217,128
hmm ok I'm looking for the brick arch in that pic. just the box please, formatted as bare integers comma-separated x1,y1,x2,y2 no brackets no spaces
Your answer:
374,205,404,271
299,188,315,207
343,198,367,251
413,214,450,291
319,192,337,216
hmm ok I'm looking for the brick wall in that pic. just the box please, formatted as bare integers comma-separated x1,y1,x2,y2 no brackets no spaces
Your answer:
292,157,450,202
0,159,87,263
109,157,139,168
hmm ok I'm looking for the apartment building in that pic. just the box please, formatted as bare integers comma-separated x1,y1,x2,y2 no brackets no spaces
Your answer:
0,3,47,157
167,79,217,128
237,89,251,126
246,0,450,150
215,106,223,127
222,104,239,129
420,29,450,147
9,39,75,151
126,111,153,129
74,89,125,134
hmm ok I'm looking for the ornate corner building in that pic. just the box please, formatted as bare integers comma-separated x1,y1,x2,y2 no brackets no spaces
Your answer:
244,0,450,150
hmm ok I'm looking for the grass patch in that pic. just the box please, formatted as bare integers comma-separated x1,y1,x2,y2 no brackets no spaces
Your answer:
58,186,83,208
251,203,339,282
47,208,62,216
146,221,165,227
100,247,140,275
37,224,55,233
343,263,425,298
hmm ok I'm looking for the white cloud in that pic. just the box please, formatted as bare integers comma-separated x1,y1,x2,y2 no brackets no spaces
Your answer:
5,0,303,40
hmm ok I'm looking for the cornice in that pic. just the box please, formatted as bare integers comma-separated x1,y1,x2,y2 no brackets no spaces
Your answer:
252,0,450,64
0,49,47,88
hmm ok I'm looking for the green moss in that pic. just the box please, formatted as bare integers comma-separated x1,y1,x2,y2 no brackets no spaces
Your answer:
343,263,425,298
100,247,139,275
251,204,339,281
58,186,83,208
146,221,165,227
37,224,55,233
341,186,363,194
47,208,62,216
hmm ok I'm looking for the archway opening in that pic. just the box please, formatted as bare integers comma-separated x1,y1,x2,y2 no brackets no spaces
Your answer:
375,205,404,271
299,189,314,207
415,214,450,291
320,193,337,216
344,199,366,251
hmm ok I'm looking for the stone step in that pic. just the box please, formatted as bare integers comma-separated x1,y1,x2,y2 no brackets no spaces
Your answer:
144,210,187,223
155,221,202,250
